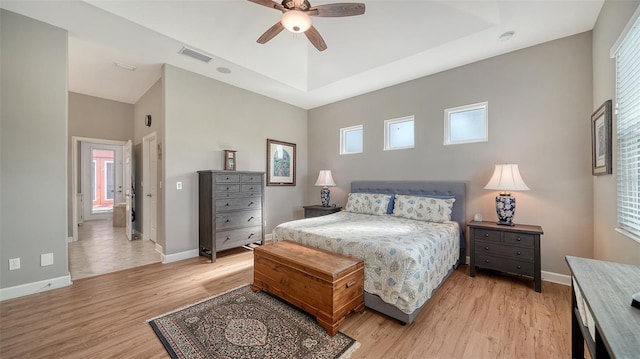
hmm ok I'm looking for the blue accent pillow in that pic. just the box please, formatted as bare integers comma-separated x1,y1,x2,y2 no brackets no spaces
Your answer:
386,194,395,214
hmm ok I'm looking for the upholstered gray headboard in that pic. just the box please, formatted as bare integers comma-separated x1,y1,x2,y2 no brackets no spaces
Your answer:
350,180,467,228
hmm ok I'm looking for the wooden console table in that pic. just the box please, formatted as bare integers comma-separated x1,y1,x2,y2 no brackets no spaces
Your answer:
566,256,640,358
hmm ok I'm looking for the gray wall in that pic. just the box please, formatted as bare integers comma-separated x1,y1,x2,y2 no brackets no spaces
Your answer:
162,65,308,256
133,79,163,239
592,0,640,264
1,10,69,287
67,92,134,236
308,32,594,275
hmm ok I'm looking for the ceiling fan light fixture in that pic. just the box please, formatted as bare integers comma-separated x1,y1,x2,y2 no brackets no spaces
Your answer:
281,10,311,33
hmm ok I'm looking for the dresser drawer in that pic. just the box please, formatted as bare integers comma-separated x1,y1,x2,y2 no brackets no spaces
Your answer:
241,184,262,194
216,210,261,230
476,254,534,276
215,184,240,195
215,174,240,183
504,232,535,247
241,174,262,183
216,197,261,212
216,226,262,251
474,228,502,242
475,240,535,262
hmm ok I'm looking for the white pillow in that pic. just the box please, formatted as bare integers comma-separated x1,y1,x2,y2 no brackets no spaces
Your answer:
344,193,392,216
392,194,455,222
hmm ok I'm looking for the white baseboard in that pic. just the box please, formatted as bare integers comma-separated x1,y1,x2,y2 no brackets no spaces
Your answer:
162,249,199,264
67,236,74,243
465,256,571,286
155,242,163,254
541,270,571,286
0,274,72,301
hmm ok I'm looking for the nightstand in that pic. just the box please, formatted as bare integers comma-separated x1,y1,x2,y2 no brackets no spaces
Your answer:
468,221,543,292
303,205,342,218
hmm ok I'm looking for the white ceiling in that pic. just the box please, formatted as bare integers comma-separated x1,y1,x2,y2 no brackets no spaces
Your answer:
1,0,604,109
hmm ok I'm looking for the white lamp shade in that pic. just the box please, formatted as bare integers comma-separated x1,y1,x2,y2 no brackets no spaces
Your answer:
314,170,336,187
281,10,312,33
484,164,530,191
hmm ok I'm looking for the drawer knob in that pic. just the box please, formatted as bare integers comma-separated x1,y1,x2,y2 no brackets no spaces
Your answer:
225,237,230,242
484,246,489,250
484,233,489,237
249,187,254,190
516,251,521,255
346,280,357,288
225,219,230,223
248,201,254,206
226,177,229,180
226,187,229,190
248,216,254,222
485,259,490,263
248,233,254,239
517,265,522,269
516,237,522,241
225,203,230,206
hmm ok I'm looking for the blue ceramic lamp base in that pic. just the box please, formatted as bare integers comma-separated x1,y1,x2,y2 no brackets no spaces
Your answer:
496,193,516,226
320,188,330,207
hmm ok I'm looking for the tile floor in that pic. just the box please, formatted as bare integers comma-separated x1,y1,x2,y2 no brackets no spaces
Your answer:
68,219,161,280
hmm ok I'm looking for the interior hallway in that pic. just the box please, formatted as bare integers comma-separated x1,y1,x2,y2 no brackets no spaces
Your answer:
69,219,161,280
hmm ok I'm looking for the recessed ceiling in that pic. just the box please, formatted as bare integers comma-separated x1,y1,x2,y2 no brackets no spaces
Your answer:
1,0,603,109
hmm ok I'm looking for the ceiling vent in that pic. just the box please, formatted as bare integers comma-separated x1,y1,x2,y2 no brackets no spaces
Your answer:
178,47,214,63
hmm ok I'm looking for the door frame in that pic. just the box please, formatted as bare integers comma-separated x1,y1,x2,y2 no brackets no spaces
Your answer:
142,132,158,243
71,136,128,242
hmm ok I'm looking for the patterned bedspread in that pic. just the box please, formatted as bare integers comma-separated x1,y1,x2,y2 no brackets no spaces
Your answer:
272,211,460,314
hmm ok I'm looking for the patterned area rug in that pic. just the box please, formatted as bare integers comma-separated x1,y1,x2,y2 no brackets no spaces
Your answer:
148,284,360,359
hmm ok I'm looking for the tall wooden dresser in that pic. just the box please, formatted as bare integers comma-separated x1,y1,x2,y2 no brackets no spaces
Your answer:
198,170,265,262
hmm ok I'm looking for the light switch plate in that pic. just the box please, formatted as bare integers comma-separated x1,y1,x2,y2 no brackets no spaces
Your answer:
9,258,20,270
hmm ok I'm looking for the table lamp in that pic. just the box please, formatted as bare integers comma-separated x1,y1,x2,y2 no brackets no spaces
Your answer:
314,170,336,207
484,164,530,226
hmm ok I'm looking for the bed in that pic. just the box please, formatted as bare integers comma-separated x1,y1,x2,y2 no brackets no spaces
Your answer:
272,180,466,324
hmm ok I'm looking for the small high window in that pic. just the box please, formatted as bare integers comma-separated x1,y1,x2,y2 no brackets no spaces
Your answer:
384,116,414,151
444,102,488,145
340,125,363,155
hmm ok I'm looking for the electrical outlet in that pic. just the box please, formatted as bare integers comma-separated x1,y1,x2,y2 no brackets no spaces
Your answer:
176,182,182,190
9,258,20,270
41,253,54,267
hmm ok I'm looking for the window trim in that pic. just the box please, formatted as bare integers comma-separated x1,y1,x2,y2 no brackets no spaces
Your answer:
383,115,415,151
444,101,488,146
340,124,363,155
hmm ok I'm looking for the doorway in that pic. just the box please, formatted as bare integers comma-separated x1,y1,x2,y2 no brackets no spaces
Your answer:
69,136,160,279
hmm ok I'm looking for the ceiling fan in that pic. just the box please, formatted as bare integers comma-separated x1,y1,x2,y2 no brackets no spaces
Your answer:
248,0,365,51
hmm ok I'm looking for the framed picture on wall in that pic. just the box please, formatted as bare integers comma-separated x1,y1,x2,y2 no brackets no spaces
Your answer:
266,139,296,186
591,99,612,175
223,150,236,171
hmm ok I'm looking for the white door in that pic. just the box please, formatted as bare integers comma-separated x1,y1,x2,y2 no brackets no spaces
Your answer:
82,142,123,221
143,133,158,243
124,140,133,240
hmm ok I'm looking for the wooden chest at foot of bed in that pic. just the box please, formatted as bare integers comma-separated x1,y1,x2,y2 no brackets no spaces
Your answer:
252,240,365,336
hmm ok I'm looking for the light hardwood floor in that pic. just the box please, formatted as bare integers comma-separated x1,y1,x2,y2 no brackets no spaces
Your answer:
0,248,571,358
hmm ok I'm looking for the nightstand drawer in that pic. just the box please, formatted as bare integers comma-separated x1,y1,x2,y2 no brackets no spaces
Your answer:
475,240,535,262
474,228,502,242
475,254,534,276
504,232,535,247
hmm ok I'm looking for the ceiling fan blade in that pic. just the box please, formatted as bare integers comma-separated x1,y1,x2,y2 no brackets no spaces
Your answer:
308,3,365,17
247,0,285,12
257,22,285,44
304,25,327,51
